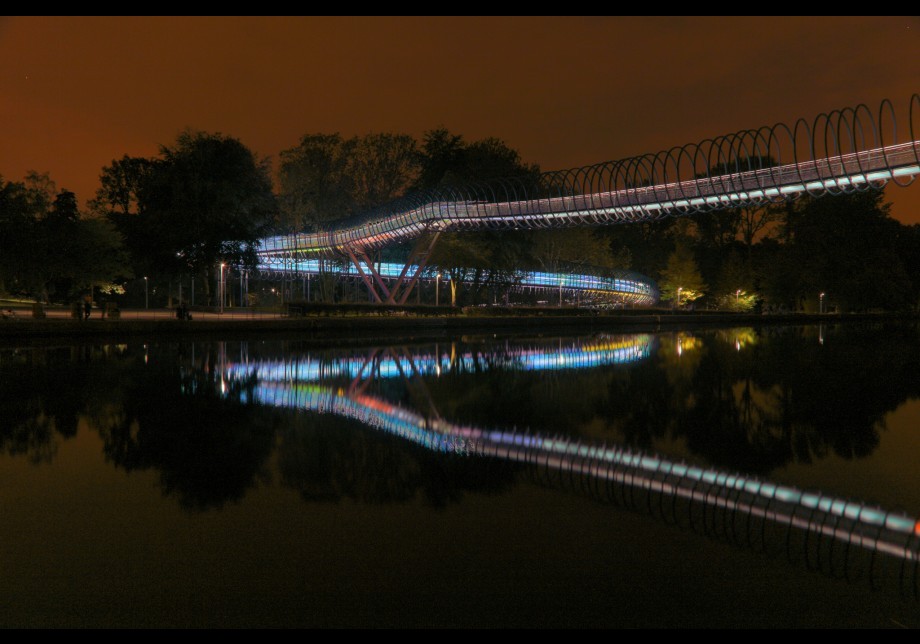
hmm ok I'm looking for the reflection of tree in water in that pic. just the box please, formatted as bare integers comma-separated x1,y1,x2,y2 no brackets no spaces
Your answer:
92,327,920,510
6,327,920,510
427,347,616,437
275,413,518,509
672,324,920,473
417,325,920,476
95,345,277,511
598,359,673,450
755,324,920,461
679,340,794,474
0,345,128,463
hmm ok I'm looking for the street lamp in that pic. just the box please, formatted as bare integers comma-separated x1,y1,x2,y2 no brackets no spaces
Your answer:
819,292,825,315
143,276,148,309
559,279,564,307
735,288,741,304
435,272,441,307
677,286,682,309
219,263,226,314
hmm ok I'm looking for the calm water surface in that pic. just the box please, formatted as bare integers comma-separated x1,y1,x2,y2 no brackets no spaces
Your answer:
2,322,920,628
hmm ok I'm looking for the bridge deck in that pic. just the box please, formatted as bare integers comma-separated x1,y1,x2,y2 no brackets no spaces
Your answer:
258,141,920,257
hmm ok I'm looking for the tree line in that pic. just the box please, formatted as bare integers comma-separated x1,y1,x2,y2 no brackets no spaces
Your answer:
2,127,919,311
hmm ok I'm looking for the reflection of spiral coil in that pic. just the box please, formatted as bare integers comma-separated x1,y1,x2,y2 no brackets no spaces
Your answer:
221,367,920,602
259,95,920,258
496,432,920,601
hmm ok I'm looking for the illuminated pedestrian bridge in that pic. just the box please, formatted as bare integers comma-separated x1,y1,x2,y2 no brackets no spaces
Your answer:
255,95,920,305
253,258,658,307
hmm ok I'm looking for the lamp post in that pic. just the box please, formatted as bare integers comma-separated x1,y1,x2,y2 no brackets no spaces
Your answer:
559,279,564,307
144,276,148,309
735,289,741,304
819,292,825,314
219,263,225,314
436,273,441,307
677,286,682,309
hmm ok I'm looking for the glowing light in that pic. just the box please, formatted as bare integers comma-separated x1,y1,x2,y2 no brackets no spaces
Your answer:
220,375,920,560
255,141,920,279
210,326,920,564
256,259,657,305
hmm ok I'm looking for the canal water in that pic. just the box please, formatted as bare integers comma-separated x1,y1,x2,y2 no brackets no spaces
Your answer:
2,322,920,628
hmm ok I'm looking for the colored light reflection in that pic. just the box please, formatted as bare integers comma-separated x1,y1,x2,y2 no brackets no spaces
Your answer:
230,377,920,564
223,336,653,383
207,336,920,570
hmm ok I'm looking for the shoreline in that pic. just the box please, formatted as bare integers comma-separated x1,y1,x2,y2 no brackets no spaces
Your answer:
0,309,916,343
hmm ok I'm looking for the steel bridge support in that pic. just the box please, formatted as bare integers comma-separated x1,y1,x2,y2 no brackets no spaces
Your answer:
343,232,441,305
347,347,441,423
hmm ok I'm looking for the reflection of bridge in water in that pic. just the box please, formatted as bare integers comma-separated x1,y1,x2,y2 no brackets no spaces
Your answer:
214,336,920,598
255,96,920,306
223,335,653,385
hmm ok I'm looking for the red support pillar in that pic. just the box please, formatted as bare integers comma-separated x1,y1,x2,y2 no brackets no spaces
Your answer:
344,248,386,303
337,231,441,306
389,232,441,304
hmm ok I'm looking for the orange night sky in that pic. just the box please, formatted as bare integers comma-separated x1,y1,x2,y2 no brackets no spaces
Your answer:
1,16,919,223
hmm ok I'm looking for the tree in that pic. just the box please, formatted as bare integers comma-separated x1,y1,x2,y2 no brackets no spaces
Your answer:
31,189,132,303
0,176,132,302
277,128,542,305
418,129,541,305
530,227,625,274
738,200,784,252
89,155,155,217
69,217,133,295
349,133,420,211
763,190,912,311
86,156,157,289
598,217,681,280
137,130,277,304
414,129,539,189
23,170,57,215
278,132,421,232
415,128,464,189
278,133,356,232
693,208,741,255
659,241,706,306
0,177,41,295
34,189,82,301
695,156,784,254
712,250,758,311
278,132,421,302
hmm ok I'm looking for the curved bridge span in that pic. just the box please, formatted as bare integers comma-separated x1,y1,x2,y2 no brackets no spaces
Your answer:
256,96,920,304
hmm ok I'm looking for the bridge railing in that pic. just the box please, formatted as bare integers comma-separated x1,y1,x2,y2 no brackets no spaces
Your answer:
257,95,920,256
